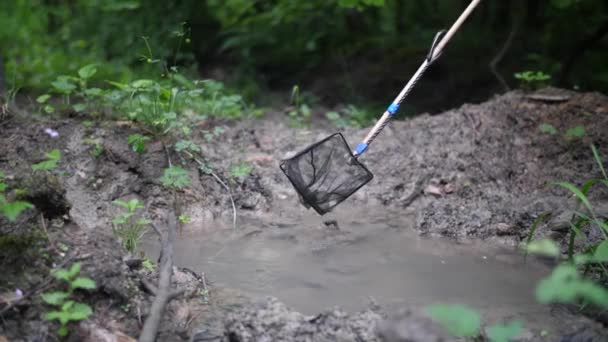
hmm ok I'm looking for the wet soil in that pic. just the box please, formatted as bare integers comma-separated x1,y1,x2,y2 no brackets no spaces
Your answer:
1,87,608,341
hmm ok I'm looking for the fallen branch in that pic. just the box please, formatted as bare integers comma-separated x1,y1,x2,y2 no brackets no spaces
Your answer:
138,212,177,342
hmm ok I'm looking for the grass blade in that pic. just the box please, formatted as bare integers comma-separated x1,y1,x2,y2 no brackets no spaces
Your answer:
591,144,607,181
551,182,594,217
524,212,551,261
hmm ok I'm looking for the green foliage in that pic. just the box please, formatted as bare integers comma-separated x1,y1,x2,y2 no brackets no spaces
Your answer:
174,139,200,153
0,172,34,221
128,134,151,154
525,238,560,257
112,199,150,254
538,123,557,135
230,162,253,180
160,166,191,189
565,125,586,140
514,71,551,90
326,105,372,128
535,264,608,307
41,263,96,337
487,321,523,342
32,149,61,171
287,85,312,128
425,304,481,337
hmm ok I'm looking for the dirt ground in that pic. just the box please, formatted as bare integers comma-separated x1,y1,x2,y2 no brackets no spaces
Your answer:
1,87,608,341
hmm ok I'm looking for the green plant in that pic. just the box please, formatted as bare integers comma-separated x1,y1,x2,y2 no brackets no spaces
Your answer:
32,149,61,171
174,139,200,153
538,123,557,135
514,70,551,90
524,144,608,312
160,166,191,189
230,162,253,180
128,133,151,154
287,85,312,128
83,138,104,158
41,263,96,337
0,171,33,221
142,258,156,272
425,303,524,341
565,125,586,140
111,199,150,254
178,214,191,223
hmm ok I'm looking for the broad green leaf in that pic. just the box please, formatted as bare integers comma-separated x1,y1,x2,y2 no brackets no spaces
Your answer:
36,94,51,103
132,79,156,89
67,263,81,279
487,320,523,342
78,64,97,79
67,303,93,320
73,103,87,112
0,201,33,221
594,241,608,262
44,310,68,324
32,149,61,171
136,219,151,226
112,217,127,225
113,200,129,208
84,88,103,97
53,269,71,281
426,304,481,337
41,291,69,305
536,264,608,308
565,125,585,139
51,76,76,94
61,300,74,311
127,198,144,211
160,166,191,189
71,277,96,290
46,149,61,160
538,123,557,135
525,239,560,257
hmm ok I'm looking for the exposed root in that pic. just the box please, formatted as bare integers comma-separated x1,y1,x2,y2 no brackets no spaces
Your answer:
138,212,177,342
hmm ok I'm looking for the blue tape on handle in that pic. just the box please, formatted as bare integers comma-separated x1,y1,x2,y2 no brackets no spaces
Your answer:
387,103,400,115
355,142,368,155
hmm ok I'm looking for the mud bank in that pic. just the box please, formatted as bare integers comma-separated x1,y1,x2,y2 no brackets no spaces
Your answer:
1,87,607,341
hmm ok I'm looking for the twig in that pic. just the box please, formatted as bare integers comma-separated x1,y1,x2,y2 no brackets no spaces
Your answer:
181,151,237,230
138,211,177,342
489,16,519,93
40,213,59,254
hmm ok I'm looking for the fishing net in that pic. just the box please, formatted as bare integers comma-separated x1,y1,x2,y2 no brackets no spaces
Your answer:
280,133,374,215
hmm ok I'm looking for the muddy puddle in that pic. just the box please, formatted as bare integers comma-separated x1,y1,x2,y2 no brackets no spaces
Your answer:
142,207,560,332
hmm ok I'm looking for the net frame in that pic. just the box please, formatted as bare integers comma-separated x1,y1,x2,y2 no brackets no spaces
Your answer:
280,133,374,215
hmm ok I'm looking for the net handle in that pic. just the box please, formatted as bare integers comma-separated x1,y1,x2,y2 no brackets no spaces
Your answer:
352,0,482,157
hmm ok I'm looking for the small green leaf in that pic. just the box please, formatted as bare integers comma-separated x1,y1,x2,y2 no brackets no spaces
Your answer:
67,303,93,320
230,162,253,179
71,277,96,290
51,76,76,94
36,94,51,103
44,105,55,114
73,103,87,112
426,304,481,337
67,263,82,279
525,239,560,257
61,300,75,311
160,166,191,189
565,125,585,139
32,149,61,171
594,241,608,262
78,64,97,79
0,201,34,221
538,123,557,135
41,291,70,305
487,320,523,342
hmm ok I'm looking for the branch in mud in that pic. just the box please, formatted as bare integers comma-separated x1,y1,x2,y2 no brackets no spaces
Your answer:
138,212,178,342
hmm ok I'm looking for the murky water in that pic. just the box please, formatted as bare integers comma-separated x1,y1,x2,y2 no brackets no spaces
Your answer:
143,208,556,329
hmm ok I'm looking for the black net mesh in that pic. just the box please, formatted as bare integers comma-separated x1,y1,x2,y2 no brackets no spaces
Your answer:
280,133,374,215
